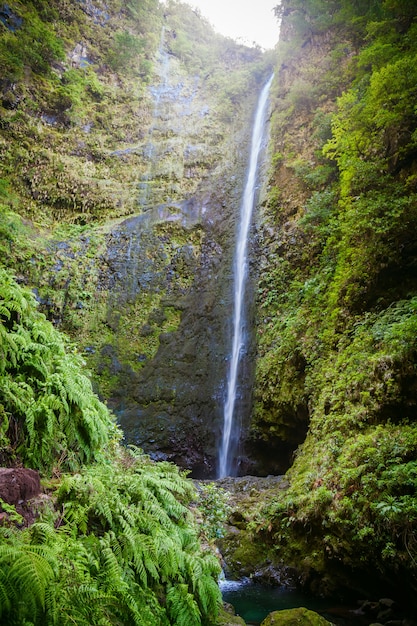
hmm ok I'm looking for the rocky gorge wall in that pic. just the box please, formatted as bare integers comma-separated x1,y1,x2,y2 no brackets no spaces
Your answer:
76,42,260,478
0,0,274,477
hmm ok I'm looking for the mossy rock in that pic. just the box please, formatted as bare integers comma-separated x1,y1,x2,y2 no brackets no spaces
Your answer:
260,607,333,626
217,603,247,625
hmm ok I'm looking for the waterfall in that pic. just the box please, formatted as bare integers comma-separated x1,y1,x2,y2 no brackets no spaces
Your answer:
218,75,274,478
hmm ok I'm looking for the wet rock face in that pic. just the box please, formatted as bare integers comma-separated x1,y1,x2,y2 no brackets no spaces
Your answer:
81,165,269,478
95,195,239,478
72,43,266,478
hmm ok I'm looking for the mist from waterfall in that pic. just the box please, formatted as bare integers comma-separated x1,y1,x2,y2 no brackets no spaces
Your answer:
218,75,274,479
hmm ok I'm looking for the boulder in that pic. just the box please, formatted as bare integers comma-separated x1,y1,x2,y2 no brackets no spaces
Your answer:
217,602,247,625
260,607,333,626
0,468,41,505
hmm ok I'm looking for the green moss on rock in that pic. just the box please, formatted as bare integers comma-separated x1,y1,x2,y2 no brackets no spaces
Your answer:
217,604,247,626
260,608,332,626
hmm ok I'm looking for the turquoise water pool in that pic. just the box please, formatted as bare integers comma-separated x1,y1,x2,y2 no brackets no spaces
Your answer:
220,578,364,625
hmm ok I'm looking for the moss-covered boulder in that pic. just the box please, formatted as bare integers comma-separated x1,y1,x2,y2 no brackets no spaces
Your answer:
260,607,333,626
217,603,247,625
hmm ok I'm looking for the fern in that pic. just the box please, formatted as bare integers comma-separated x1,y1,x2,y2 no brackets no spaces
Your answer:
0,271,119,471
0,471,222,625
0,542,57,624
155,532,184,579
0,387,221,626
135,535,159,583
184,553,204,590
196,574,221,618
0,571,14,615
53,452,222,625
167,584,202,626
0,271,30,329
29,523,58,545
99,537,127,594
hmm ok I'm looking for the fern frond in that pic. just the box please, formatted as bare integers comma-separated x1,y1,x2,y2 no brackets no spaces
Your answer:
94,498,114,528
11,550,55,609
167,584,201,626
143,497,175,530
0,270,31,327
137,535,159,582
61,500,89,535
60,583,117,626
155,532,184,579
74,583,112,605
200,550,222,577
117,506,137,533
44,584,57,625
184,553,203,590
195,574,221,616
99,537,126,594
0,542,57,625
0,570,15,615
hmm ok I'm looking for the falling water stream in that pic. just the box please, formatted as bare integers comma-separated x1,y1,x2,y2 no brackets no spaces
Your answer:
218,75,274,478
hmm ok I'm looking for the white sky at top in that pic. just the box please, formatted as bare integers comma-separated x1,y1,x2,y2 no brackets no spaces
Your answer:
182,0,280,49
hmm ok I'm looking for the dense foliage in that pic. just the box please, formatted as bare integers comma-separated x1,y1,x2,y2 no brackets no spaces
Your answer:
0,274,222,625
0,451,221,626
253,0,417,599
0,268,117,471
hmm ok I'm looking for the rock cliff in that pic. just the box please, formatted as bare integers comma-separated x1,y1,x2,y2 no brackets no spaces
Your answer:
0,0,273,477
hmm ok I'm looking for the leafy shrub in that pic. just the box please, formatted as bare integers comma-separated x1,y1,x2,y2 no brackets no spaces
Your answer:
196,482,231,539
106,32,147,74
0,8,64,81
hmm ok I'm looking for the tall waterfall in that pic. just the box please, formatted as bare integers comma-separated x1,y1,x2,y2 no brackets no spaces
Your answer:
218,75,274,478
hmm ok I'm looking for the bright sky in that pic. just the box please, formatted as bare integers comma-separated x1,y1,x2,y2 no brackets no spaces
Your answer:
183,0,280,49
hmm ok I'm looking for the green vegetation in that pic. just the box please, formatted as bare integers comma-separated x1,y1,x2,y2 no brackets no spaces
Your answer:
195,482,231,539
0,273,221,625
0,453,221,625
252,0,417,598
4,0,417,613
0,5,64,80
0,268,117,471
0,0,162,226
260,607,332,626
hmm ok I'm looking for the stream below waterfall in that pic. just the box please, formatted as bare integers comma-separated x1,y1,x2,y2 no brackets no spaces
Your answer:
220,578,368,625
